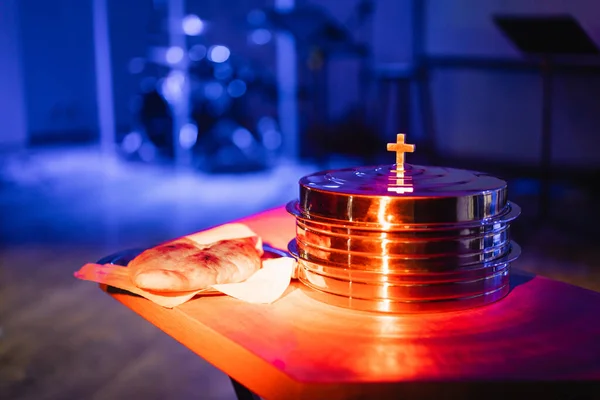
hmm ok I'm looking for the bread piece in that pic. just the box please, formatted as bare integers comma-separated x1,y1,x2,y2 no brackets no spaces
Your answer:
128,236,262,292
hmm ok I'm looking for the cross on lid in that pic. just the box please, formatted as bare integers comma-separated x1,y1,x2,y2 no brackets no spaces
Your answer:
387,134,415,168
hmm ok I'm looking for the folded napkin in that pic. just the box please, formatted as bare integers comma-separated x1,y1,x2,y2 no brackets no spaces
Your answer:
74,223,297,308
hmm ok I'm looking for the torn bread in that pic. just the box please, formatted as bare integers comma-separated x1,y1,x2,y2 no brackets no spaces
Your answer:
128,236,263,292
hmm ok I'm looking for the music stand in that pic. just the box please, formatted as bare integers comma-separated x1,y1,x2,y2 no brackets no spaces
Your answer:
493,15,600,221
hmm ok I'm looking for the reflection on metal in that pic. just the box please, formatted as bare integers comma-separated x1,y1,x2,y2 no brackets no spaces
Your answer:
287,139,522,313
388,169,413,194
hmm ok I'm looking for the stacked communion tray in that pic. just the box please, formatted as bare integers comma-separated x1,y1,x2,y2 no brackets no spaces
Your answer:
286,135,521,314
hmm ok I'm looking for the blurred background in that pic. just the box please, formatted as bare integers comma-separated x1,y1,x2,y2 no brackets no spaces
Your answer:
1,0,600,399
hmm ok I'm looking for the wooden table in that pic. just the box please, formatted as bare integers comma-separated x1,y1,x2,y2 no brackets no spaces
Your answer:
101,207,600,399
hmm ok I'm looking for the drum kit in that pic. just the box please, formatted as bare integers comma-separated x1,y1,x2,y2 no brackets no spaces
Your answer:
127,48,281,171
121,2,377,170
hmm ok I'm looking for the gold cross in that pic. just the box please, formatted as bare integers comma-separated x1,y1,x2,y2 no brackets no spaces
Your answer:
387,133,415,168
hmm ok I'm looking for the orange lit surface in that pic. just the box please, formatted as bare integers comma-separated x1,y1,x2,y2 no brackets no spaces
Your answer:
101,206,600,399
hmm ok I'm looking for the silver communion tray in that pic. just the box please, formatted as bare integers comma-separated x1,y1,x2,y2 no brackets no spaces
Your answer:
286,162,522,314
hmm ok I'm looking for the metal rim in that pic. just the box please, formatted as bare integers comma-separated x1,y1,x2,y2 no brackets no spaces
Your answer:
286,200,521,231
288,239,521,313
296,255,512,284
299,280,511,314
297,164,509,225
296,225,510,258
296,237,512,268
296,217,511,242
298,265,510,301
288,239,522,272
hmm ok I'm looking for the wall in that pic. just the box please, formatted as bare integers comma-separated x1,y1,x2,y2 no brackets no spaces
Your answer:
18,0,98,143
108,0,155,133
0,0,27,149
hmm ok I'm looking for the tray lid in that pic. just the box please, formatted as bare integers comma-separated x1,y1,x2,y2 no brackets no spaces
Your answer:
294,135,509,226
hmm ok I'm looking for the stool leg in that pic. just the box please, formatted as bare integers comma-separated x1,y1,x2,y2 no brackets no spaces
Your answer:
230,377,261,400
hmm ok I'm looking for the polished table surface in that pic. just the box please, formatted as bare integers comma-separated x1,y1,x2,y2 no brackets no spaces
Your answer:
101,207,600,399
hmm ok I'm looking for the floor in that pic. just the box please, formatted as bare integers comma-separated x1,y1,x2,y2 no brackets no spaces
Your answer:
1,145,599,400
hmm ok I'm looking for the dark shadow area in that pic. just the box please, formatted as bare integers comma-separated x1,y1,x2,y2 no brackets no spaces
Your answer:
509,269,536,290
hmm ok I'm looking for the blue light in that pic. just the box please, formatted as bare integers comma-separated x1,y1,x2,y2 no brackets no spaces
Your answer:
166,46,184,64
232,127,253,148
204,81,224,100
122,131,143,154
161,71,185,103
214,63,233,80
182,14,204,36
257,117,282,150
179,123,198,149
208,45,230,63
250,29,272,45
189,44,207,61
227,79,247,98
138,143,156,162
263,129,282,150
258,116,277,133
262,129,282,150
